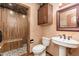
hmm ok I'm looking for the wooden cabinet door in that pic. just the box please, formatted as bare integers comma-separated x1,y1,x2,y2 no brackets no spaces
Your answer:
38,4,53,25
38,5,48,25
43,4,48,24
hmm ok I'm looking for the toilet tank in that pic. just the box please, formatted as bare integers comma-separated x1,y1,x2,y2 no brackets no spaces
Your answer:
42,37,50,47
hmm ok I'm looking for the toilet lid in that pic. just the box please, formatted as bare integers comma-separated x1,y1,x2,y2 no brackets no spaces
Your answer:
32,44,46,53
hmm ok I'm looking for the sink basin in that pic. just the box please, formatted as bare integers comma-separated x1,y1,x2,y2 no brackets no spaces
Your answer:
52,37,79,48
51,36,79,56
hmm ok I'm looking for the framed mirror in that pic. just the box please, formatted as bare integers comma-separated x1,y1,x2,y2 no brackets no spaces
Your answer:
57,4,79,31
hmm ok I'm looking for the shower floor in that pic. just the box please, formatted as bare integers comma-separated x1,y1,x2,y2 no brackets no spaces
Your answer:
2,44,27,56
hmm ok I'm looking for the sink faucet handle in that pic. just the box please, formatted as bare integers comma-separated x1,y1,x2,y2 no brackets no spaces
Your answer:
57,35,62,38
63,34,66,39
59,35,62,38
68,36,72,40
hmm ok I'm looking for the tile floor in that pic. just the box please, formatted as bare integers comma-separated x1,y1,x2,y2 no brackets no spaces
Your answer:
1,44,27,56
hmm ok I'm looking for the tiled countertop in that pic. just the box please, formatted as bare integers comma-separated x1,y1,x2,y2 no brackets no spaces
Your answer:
2,44,27,56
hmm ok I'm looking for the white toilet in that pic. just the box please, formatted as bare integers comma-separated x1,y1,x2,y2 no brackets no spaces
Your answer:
32,37,50,56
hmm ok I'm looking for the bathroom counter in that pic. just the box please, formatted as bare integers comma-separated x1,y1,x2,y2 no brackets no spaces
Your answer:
1,44,27,56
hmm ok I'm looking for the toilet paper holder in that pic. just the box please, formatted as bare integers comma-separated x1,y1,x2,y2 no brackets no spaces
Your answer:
30,39,34,43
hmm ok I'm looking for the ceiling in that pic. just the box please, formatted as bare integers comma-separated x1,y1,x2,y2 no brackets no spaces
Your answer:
0,3,28,15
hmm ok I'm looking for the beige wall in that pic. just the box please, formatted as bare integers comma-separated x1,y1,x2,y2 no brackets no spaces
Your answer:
42,3,79,56
23,3,43,52
23,3,79,56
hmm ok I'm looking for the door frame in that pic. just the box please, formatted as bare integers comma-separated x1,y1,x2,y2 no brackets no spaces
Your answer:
19,3,31,55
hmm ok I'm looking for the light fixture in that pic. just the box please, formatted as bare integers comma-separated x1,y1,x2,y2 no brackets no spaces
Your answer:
8,3,12,6
10,10,14,15
22,15,26,18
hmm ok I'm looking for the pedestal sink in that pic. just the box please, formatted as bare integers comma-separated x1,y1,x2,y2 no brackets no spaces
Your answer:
52,37,79,56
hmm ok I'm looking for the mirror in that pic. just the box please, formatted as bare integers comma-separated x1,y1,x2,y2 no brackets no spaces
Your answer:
60,8,77,27
57,4,79,31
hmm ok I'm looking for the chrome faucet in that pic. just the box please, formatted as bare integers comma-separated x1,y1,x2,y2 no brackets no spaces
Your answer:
63,34,66,39
68,36,72,40
57,35,62,38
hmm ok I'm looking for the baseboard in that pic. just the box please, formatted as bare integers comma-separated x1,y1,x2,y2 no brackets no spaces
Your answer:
46,51,53,56
21,52,33,56
27,52,34,56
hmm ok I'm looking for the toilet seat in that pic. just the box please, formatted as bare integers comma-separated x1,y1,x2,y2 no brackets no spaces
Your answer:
32,44,46,54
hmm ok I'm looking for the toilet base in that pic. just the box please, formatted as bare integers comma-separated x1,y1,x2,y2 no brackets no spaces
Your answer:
34,51,46,56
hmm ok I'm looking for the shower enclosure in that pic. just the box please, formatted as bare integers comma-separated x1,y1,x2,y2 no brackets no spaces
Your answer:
0,3,30,56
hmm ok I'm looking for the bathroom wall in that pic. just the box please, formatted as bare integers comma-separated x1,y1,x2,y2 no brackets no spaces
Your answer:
42,3,79,56
23,3,43,52
23,3,79,55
